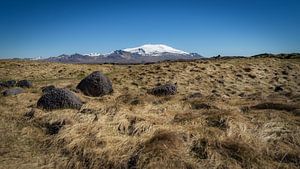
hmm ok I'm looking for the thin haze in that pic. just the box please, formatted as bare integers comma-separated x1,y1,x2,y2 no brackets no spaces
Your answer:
0,0,299,58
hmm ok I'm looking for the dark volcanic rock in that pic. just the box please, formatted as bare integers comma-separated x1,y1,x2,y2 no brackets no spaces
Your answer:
41,85,56,93
2,80,16,88
16,80,32,88
2,88,24,96
37,88,83,110
76,71,113,97
148,83,177,96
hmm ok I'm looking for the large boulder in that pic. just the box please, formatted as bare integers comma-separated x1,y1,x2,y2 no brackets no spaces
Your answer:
2,88,24,96
41,85,56,93
37,88,83,110
76,71,113,97
16,80,32,88
148,83,177,96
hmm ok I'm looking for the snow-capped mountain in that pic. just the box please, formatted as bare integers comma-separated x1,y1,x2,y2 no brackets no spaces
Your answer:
123,44,189,56
44,44,202,63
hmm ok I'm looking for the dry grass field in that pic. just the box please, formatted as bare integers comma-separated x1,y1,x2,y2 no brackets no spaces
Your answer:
0,57,300,169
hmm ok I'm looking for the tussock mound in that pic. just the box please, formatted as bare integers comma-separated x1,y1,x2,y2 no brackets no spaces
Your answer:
132,130,196,169
44,120,66,135
2,87,24,96
148,83,177,96
37,88,83,110
251,102,298,111
76,71,113,97
16,80,32,88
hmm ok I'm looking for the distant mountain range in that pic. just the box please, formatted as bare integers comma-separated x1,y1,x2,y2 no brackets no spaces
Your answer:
43,44,203,63
8,45,298,63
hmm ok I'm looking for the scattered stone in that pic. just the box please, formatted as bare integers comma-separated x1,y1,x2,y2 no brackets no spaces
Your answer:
2,80,16,88
76,71,113,97
16,80,32,88
2,88,24,96
148,83,177,96
37,88,83,110
41,85,56,93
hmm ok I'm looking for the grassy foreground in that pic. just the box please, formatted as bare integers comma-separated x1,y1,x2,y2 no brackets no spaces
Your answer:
0,57,300,169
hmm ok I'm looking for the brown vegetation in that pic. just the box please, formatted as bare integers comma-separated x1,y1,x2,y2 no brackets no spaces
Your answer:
0,57,300,169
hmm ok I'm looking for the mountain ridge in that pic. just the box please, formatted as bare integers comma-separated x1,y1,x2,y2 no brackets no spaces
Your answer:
44,44,202,63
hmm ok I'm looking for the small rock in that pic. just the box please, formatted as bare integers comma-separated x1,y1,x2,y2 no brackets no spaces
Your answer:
148,83,177,96
2,80,16,88
2,88,24,96
16,80,32,88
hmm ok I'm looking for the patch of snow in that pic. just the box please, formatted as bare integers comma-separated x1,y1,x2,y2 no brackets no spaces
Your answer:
85,53,101,57
30,56,43,60
124,44,189,56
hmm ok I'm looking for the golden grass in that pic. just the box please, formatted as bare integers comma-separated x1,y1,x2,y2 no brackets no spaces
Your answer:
0,57,300,169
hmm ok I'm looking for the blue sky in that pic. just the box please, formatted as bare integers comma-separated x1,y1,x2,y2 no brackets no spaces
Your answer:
0,0,299,58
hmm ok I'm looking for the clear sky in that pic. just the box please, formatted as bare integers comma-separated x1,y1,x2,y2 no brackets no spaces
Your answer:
0,0,299,58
